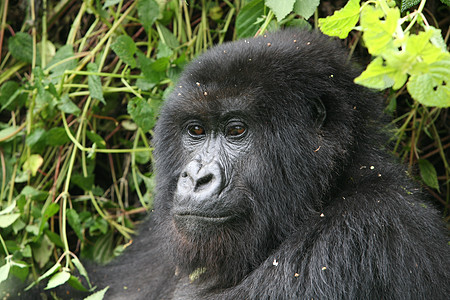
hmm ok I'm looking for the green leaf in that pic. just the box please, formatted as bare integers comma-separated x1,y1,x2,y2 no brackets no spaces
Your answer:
72,257,91,288
33,235,54,268
266,0,295,21
127,97,159,132
67,209,83,240
155,24,179,49
0,262,11,283
440,0,450,6
354,57,396,89
58,94,81,116
47,44,77,79
103,0,120,9
25,263,61,291
84,286,109,300
400,0,420,11
87,62,105,104
8,32,40,65
0,213,20,228
111,35,137,68
45,229,64,248
293,0,320,19
72,174,94,191
39,203,60,234
67,275,89,292
86,131,106,149
0,81,26,111
236,0,265,38
22,154,43,177
407,60,450,107
0,200,16,215
418,159,440,190
137,0,160,32
44,127,70,146
45,270,71,290
318,0,360,38
0,126,23,142
360,5,399,55
136,52,164,85
21,185,48,201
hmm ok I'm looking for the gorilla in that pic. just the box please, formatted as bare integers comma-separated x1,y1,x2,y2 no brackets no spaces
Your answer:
12,29,450,299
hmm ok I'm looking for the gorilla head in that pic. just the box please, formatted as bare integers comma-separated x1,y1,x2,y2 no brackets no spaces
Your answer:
153,29,379,288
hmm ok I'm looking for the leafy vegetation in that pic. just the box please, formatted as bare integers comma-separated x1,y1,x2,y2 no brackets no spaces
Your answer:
0,0,448,298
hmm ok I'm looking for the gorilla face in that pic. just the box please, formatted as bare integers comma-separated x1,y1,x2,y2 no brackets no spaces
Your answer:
172,109,252,237
153,29,369,286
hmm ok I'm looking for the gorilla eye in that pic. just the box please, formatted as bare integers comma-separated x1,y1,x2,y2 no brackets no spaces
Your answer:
226,124,246,137
187,124,205,137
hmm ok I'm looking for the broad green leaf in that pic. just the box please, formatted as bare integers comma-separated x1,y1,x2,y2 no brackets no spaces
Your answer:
45,270,71,290
293,0,320,19
67,209,83,240
440,0,450,6
318,0,360,38
111,35,137,68
86,131,106,149
156,24,180,49
58,94,81,116
39,203,60,234
0,81,26,111
48,44,77,79
400,0,420,11
426,27,447,51
0,201,16,215
0,263,11,283
103,0,120,8
72,174,94,191
45,230,64,248
67,275,89,292
25,263,61,290
87,62,105,104
236,0,265,38
404,31,441,65
26,128,46,151
84,286,109,300
354,57,396,89
22,154,43,177
136,52,164,85
156,41,173,59
44,127,70,146
382,50,411,89
0,126,23,142
360,5,399,55
72,257,91,288
266,0,295,21
0,213,20,228
418,159,440,190
21,185,48,201
137,0,160,31
407,58,450,107
127,97,157,132
33,236,54,268
8,32,40,65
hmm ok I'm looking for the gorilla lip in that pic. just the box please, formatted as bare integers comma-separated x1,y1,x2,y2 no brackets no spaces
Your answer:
173,212,234,223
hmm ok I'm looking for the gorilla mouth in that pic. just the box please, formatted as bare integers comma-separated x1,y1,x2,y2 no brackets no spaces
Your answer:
173,212,234,223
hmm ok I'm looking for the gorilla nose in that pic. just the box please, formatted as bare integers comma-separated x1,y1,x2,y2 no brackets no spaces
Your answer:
177,161,224,198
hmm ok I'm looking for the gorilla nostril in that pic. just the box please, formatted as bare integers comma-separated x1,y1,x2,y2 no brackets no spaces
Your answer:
181,172,188,178
195,174,214,191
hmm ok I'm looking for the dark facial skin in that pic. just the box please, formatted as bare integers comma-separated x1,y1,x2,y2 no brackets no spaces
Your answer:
172,116,250,235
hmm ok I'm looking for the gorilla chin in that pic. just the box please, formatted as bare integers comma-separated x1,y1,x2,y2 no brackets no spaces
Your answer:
172,212,236,235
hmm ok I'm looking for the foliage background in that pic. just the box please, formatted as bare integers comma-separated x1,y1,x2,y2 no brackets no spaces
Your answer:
0,0,449,298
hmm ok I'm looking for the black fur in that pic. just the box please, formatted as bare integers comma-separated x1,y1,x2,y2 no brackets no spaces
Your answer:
13,29,450,299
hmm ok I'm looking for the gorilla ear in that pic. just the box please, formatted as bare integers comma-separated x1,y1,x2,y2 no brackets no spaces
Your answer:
311,98,327,128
